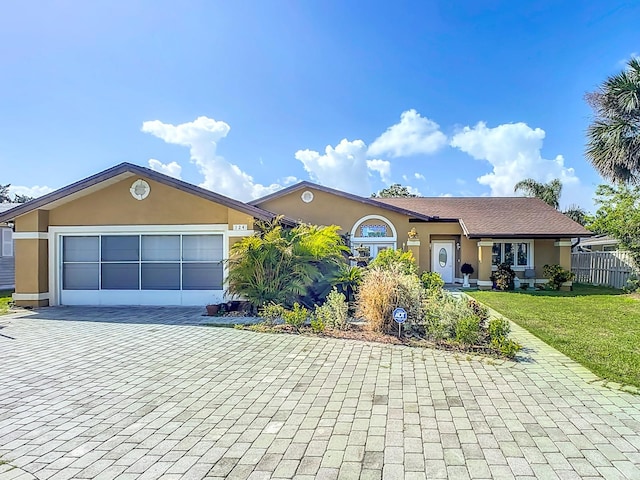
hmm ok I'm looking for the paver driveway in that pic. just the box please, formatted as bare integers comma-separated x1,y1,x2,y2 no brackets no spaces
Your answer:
0,307,639,480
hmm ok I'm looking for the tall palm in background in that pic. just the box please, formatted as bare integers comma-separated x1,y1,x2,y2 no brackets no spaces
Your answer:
513,178,562,209
586,57,640,184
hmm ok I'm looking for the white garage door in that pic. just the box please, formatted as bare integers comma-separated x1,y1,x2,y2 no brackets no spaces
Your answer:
60,234,224,305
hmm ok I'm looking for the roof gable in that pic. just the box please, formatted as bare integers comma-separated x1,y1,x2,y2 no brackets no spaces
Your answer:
251,181,437,222
0,163,274,223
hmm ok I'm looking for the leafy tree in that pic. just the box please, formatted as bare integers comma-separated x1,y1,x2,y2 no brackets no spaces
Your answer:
226,219,348,309
0,184,10,203
513,178,562,209
562,204,590,226
588,184,640,265
585,58,640,185
372,183,417,198
13,193,33,203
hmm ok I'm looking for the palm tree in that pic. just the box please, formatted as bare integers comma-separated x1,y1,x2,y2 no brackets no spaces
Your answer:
562,204,589,226
513,178,562,209
332,264,363,303
586,57,640,184
226,220,348,309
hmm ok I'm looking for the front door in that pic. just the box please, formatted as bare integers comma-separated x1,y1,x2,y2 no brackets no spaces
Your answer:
432,241,454,283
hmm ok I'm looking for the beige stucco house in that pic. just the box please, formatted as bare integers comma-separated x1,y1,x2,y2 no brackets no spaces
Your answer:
251,182,592,290
0,163,592,307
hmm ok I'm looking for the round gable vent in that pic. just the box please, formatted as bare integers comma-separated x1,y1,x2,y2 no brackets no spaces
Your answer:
301,190,314,203
130,179,151,200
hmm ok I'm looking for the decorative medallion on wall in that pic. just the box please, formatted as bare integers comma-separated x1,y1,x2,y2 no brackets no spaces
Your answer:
130,179,151,200
301,191,314,203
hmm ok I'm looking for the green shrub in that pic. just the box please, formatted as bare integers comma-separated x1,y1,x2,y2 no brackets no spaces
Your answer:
488,317,521,357
356,266,424,333
493,263,515,291
488,317,511,339
332,265,363,302
283,303,308,330
421,271,445,292
623,274,640,293
259,303,286,324
467,299,489,323
310,315,326,333
490,337,522,358
369,249,418,275
315,288,349,330
422,293,473,341
455,315,481,345
543,264,575,290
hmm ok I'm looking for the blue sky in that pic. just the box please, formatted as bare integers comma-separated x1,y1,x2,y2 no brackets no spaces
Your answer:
1,1,638,210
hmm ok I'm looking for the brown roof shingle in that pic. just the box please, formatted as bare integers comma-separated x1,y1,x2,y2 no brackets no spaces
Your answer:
377,197,592,238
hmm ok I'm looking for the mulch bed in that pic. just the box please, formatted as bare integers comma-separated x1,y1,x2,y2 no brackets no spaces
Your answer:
236,322,511,359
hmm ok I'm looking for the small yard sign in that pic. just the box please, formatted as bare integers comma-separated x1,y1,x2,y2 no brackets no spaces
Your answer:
392,307,407,323
392,307,407,338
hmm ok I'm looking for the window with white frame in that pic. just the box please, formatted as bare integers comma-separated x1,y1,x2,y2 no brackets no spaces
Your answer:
492,241,531,267
1,228,12,257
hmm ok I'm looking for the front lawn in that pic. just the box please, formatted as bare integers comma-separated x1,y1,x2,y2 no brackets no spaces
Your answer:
0,290,12,315
469,284,640,389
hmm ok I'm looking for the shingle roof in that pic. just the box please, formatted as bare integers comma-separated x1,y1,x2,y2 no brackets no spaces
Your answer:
0,163,276,223
376,197,592,238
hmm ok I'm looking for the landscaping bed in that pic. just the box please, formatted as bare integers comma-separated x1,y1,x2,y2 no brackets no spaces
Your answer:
468,284,640,389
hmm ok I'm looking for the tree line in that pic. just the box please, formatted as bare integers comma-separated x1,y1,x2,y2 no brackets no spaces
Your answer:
0,184,33,203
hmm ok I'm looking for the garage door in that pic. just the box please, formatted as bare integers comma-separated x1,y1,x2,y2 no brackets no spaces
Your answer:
60,234,223,305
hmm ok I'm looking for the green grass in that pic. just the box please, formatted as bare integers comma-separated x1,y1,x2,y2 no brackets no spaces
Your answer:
0,290,13,315
468,284,640,389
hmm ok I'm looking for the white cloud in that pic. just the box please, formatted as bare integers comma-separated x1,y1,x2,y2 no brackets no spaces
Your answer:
295,139,376,196
407,186,421,196
367,159,391,183
280,176,299,185
368,109,447,158
450,122,584,206
148,159,182,179
142,116,282,201
8,185,54,199
414,173,426,181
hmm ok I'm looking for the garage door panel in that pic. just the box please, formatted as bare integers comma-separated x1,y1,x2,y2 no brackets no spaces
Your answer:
60,232,225,306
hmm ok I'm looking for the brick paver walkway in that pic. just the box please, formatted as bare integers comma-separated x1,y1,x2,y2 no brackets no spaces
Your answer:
0,307,638,479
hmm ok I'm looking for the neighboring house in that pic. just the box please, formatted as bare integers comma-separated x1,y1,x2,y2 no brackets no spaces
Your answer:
574,234,619,252
251,182,592,290
0,203,19,290
0,163,593,308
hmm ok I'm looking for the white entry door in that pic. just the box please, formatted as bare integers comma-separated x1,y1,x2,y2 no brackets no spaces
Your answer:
432,241,454,283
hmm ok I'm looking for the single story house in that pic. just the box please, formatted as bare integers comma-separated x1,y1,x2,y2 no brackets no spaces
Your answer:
0,203,19,290
251,182,592,289
0,163,592,307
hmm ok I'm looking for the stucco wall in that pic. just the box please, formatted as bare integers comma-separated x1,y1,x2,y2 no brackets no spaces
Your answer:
255,187,467,274
11,176,258,306
47,178,235,226
534,239,557,277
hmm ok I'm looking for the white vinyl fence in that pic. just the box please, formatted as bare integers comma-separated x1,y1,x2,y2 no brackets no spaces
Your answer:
571,251,637,289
